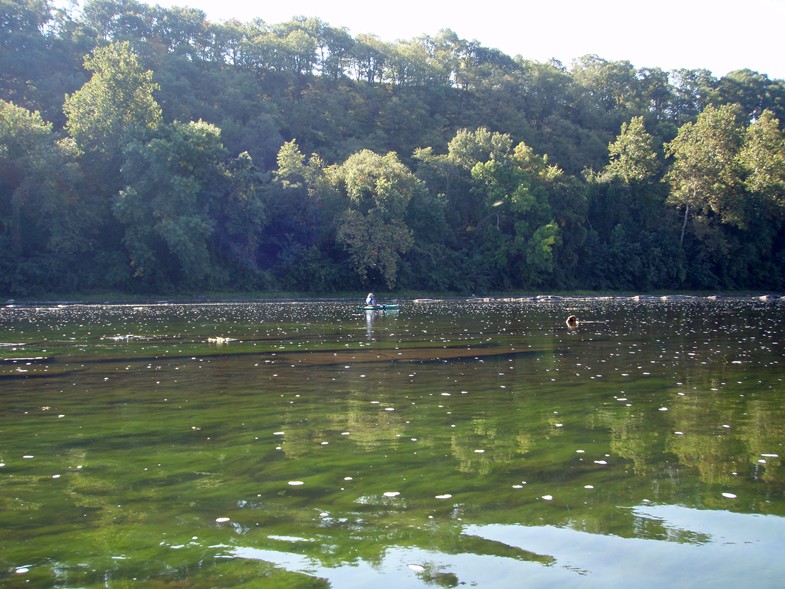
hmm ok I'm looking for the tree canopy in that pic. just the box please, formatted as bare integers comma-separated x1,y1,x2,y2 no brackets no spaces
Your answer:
2,0,785,295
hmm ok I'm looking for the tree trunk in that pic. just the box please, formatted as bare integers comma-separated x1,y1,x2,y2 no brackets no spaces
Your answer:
679,203,690,246
11,200,22,257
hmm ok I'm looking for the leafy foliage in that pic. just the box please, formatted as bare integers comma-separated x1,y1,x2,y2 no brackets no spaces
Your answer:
2,0,785,295
64,40,161,155
0,99,94,293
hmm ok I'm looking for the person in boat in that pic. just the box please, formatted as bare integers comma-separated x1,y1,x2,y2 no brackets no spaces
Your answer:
366,292,377,306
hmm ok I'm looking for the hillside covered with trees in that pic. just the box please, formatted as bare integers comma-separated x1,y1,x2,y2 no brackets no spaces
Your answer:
3,0,785,296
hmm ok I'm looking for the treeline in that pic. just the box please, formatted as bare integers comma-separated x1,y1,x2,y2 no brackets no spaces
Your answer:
2,0,785,296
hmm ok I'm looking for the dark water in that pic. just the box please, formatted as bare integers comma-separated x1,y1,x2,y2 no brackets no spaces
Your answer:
1,297,783,588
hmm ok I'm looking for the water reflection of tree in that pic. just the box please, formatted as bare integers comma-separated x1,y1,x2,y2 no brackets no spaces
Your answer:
451,418,532,475
743,400,784,485
606,409,660,474
594,383,784,499
665,387,785,489
591,377,785,510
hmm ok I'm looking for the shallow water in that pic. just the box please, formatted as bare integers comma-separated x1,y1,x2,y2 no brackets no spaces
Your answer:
1,297,783,588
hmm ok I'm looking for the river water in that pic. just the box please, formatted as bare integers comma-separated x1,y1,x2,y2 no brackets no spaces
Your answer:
1,297,783,588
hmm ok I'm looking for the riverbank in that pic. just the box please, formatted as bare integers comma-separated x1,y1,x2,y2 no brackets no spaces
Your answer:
4,290,783,307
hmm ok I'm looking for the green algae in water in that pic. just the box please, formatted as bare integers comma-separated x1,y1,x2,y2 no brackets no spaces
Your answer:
1,298,784,588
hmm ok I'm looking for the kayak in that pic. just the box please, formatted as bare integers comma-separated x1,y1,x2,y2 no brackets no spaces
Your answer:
356,304,399,311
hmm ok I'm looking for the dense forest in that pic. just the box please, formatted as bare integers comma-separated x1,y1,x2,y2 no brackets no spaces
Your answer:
2,0,785,296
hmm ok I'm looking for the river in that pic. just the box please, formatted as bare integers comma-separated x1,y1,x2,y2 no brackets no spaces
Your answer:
1,297,783,587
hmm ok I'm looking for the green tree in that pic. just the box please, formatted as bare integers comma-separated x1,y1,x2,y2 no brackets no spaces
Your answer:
214,151,268,288
63,38,163,272
637,67,673,120
0,100,93,292
330,149,418,288
114,120,239,290
352,34,388,84
546,172,589,285
415,128,560,289
317,22,355,80
81,0,148,41
150,4,210,60
470,141,562,286
605,116,660,183
64,40,161,155
571,55,641,114
0,0,52,107
274,139,330,197
439,128,513,239
664,104,745,244
516,59,575,130
714,69,785,122
739,109,785,214
447,127,513,169
669,68,716,123
270,139,346,290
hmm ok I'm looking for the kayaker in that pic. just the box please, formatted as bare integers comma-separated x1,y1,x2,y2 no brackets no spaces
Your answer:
366,292,377,306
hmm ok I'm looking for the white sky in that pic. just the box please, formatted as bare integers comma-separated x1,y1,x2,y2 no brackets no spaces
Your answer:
149,0,785,79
